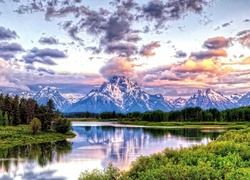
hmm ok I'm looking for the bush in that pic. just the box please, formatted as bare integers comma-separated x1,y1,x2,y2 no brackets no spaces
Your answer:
29,118,41,135
53,117,71,134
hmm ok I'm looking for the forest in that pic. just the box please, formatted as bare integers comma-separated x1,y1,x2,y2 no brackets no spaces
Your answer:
65,106,250,122
0,93,71,134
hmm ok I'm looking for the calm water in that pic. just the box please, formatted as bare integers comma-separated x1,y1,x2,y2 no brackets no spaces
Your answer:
0,122,225,180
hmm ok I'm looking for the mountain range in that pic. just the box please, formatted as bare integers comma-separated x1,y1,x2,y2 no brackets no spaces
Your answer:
1,76,249,113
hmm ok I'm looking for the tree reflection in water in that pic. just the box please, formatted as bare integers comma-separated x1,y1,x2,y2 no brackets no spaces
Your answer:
0,140,72,177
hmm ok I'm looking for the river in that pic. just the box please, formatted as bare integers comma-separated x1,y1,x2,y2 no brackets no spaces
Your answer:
0,122,225,180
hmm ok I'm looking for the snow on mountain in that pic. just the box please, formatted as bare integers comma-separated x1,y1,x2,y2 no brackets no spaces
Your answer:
237,92,250,107
172,97,187,110
226,94,243,104
19,91,35,99
69,76,173,113
63,94,83,104
185,88,235,110
33,86,71,112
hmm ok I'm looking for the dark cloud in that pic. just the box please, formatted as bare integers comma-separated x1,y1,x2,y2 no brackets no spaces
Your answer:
141,0,209,29
0,26,18,40
126,34,141,42
39,36,59,45
244,19,250,22
236,30,250,36
140,41,161,57
221,20,233,27
37,67,56,75
203,36,231,49
23,47,67,65
238,33,250,49
0,42,24,60
191,49,227,60
106,42,137,56
175,50,187,58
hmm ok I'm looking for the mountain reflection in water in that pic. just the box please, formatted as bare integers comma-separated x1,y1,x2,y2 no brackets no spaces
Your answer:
0,122,223,180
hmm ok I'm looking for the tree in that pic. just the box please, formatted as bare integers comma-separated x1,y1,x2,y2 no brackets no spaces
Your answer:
0,110,4,126
19,98,27,124
53,117,71,134
30,118,41,135
26,98,36,124
12,95,20,126
4,94,13,124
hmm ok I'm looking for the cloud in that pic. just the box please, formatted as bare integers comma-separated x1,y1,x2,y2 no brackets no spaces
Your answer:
37,67,56,75
176,58,233,75
0,42,24,60
142,74,158,82
236,30,250,36
22,47,67,65
39,37,59,45
174,50,187,58
0,26,18,40
126,34,141,42
191,49,227,60
203,36,232,49
99,56,136,79
140,41,161,57
106,42,137,56
221,20,233,27
238,32,250,49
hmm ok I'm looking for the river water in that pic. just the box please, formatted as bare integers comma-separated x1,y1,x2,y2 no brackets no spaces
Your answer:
0,122,224,180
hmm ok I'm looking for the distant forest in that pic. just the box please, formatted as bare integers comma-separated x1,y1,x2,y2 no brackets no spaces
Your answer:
65,106,250,122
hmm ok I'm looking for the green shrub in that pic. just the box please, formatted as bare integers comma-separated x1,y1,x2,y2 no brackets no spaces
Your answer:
53,117,71,134
29,118,41,135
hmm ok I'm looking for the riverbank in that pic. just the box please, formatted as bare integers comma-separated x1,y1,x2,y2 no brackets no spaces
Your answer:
79,126,250,179
117,120,250,129
0,125,75,149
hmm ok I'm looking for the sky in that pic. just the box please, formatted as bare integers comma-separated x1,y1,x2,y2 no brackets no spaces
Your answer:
0,0,250,99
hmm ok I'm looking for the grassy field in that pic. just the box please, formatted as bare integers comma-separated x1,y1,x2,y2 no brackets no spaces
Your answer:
0,125,75,149
117,121,250,129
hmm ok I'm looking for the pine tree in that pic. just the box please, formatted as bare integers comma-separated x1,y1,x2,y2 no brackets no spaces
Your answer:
26,98,36,124
4,94,13,123
19,98,27,124
12,95,20,126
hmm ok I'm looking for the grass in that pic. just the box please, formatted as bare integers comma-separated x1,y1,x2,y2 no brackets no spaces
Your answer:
0,125,75,149
117,121,250,129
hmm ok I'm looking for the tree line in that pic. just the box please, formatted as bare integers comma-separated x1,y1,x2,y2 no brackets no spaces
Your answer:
0,93,70,134
65,106,250,122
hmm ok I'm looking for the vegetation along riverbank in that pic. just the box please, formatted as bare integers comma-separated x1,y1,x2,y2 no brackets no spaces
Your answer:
0,94,74,149
79,126,250,180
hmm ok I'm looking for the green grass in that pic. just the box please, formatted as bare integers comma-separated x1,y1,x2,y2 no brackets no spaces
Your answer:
79,126,250,180
0,125,75,149
117,121,250,129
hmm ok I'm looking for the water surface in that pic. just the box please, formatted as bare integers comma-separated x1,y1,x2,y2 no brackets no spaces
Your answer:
0,122,225,180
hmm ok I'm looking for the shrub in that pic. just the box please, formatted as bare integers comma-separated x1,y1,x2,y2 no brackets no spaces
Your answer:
53,117,71,134
29,118,41,135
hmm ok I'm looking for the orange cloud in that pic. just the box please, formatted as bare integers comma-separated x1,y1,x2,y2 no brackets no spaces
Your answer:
175,58,233,75
99,56,136,79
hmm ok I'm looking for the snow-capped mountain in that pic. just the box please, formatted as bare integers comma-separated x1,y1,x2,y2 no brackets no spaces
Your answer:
172,97,187,110
19,91,35,99
33,86,71,112
69,76,173,113
226,94,243,104
237,92,250,107
185,89,235,110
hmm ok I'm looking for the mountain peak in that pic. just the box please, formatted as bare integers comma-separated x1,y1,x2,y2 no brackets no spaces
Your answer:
186,88,234,110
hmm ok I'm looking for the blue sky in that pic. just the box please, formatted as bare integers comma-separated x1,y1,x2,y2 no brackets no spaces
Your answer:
0,0,250,99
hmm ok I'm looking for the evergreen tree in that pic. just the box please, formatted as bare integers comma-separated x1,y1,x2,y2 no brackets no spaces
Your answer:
3,94,13,122
0,110,4,126
12,95,20,126
26,98,36,124
0,93,4,112
19,98,27,124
